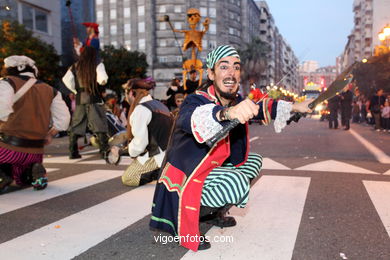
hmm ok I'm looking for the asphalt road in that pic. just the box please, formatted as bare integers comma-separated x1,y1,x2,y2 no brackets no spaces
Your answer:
1,118,389,260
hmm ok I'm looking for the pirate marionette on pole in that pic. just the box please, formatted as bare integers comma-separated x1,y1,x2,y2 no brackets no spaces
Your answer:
162,8,209,90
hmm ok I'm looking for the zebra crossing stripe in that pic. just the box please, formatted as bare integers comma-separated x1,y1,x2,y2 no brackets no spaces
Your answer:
0,170,122,215
363,181,390,237
182,176,311,259
0,183,155,259
43,155,94,164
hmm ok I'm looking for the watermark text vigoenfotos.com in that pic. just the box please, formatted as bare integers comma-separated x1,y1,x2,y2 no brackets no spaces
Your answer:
154,234,234,245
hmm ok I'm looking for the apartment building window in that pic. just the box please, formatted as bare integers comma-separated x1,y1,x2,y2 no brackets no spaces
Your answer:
124,8,131,18
209,8,216,18
176,56,182,62
159,56,167,63
100,27,104,37
209,40,216,49
110,9,116,19
200,7,207,17
174,22,182,30
209,24,216,34
111,41,117,48
21,3,48,33
138,6,145,16
96,0,103,5
124,23,131,34
159,5,166,13
174,6,181,13
160,39,167,47
35,9,48,32
229,27,234,35
110,0,116,3
110,25,117,35
202,39,207,49
139,38,145,50
138,22,145,33
97,11,103,21
160,22,166,30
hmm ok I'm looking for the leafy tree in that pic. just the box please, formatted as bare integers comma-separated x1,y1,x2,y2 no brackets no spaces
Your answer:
353,52,390,98
100,45,148,95
238,37,270,94
0,20,60,86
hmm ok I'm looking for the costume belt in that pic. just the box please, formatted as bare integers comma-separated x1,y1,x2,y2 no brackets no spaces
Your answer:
0,133,45,148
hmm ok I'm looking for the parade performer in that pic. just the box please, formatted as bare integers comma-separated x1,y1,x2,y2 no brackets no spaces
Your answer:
0,55,70,192
150,45,312,251
121,78,173,186
74,22,100,56
62,46,109,159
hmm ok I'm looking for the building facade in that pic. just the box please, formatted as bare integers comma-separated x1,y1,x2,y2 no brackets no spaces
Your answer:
299,65,337,94
95,0,300,98
340,0,390,70
0,0,62,55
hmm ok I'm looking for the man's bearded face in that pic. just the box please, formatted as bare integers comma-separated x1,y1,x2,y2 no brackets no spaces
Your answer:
208,56,241,101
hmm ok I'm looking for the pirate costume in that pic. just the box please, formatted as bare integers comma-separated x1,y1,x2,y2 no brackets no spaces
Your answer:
0,56,70,191
121,79,173,186
62,51,109,159
150,45,293,251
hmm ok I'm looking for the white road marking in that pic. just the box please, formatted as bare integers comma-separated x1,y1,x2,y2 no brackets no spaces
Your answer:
249,136,259,142
262,158,291,170
0,170,123,215
349,129,390,164
79,149,99,155
182,176,310,259
46,168,59,173
0,183,155,260
363,181,390,237
43,155,94,164
294,160,378,174
77,157,133,165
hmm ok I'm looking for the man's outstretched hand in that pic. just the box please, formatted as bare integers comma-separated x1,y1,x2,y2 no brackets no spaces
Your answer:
219,98,259,124
291,98,314,114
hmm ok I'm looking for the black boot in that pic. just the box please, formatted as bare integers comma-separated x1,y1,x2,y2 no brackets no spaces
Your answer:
96,133,109,159
0,166,13,193
69,133,81,159
30,163,48,190
200,205,236,228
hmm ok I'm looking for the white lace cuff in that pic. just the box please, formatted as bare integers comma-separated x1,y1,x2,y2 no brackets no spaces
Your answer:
191,104,223,143
274,101,293,133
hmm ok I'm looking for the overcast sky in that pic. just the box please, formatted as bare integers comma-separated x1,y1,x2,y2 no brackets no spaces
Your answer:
266,0,354,67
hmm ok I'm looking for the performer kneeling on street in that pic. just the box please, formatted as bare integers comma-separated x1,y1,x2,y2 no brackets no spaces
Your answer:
121,78,173,187
150,45,313,251
0,55,70,192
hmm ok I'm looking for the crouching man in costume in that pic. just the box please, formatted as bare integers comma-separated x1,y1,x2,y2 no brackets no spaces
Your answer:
0,56,70,192
150,45,312,251
121,78,173,186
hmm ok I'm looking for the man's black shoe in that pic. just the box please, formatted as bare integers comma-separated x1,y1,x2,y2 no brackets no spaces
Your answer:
205,215,236,228
31,163,48,190
69,153,82,159
198,236,211,250
0,169,13,193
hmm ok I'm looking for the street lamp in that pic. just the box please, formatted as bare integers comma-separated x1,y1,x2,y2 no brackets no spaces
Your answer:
376,24,390,55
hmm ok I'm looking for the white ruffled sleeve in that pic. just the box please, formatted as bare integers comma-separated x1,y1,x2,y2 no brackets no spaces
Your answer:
191,104,223,143
274,100,293,133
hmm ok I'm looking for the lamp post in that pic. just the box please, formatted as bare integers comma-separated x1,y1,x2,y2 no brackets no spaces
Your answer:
376,24,390,55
